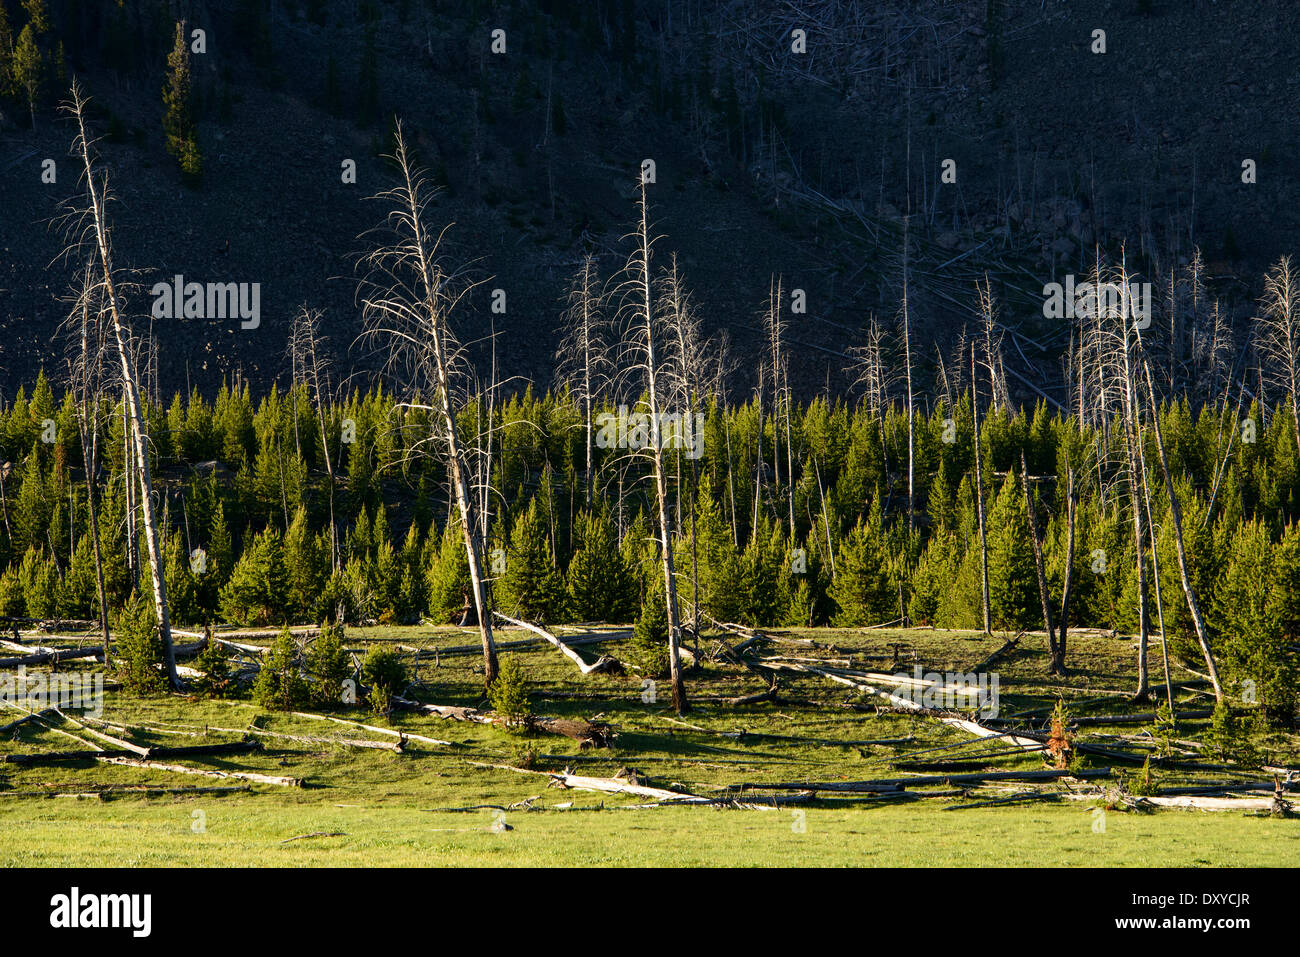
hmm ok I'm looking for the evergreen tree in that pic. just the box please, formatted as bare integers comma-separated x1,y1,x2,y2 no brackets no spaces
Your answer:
985,472,1037,629
219,527,288,625
830,500,894,625
308,622,351,706
162,20,202,181
253,627,309,710
116,591,166,695
11,24,40,127
284,506,325,620
566,509,637,622
499,499,565,622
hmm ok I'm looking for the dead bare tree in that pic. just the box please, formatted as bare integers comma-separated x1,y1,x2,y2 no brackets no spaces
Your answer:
63,81,179,688
971,340,991,636
555,254,612,509
1125,250,1224,703
355,120,497,688
1256,255,1300,454
61,260,112,652
661,253,714,647
611,178,688,713
288,307,340,572
762,274,794,537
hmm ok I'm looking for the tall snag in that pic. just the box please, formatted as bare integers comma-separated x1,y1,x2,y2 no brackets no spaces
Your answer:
64,82,179,687
356,121,497,688
613,179,688,713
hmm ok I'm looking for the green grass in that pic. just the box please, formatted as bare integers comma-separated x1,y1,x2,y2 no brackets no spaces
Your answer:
2,625,1297,867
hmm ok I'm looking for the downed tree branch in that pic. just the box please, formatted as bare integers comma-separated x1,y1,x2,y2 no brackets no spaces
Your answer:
392,696,613,748
288,711,453,747
492,612,624,675
739,768,1112,792
95,755,302,787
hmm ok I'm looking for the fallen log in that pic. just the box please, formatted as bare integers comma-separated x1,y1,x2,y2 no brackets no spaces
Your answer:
288,711,453,747
407,630,630,659
740,767,1112,792
2,740,261,765
1134,794,1289,811
1,784,249,799
751,658,1043,749
971,633,1021,672
0,646,103,668
492,612,624,675
205,725,402,752
473,761,708,802
50,708,150,757
95,755,301,787
1067,709,1215,727
0,707,58,735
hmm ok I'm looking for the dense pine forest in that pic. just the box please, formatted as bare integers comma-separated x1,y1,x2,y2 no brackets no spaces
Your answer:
4,353,1300,722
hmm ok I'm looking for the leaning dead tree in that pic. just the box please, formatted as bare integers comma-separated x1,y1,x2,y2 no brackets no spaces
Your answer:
1122,251,1224,703
611,178,689,713
356,120,497,688
63,81,179,688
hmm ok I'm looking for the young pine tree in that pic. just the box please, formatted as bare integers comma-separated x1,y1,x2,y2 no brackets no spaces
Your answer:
499,499,565,623
162,20,202,181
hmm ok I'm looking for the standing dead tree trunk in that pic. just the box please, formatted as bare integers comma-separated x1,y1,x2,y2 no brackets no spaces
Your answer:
62,261,112,656
613,179,689,713
971,341,991,635
64,82,179,688
356,121,497,688
1256,256,1300,455
1126,257,1224,702
288,307,340,572
555,255,611,511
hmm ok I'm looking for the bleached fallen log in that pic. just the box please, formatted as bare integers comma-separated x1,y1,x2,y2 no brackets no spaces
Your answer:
737,768,1111,793
473,761,708,802
205,725,402,752
492,612,624,675
411,630,630,658
96,755,302,787
288,710,453,747
2,740,261,765
0,646,104,668
752,658,1043,750
51,708,150,757
1134,795,1288,811
0,706,58,734
0,638,59,655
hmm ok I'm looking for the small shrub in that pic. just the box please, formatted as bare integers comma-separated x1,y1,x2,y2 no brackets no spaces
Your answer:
1208,703,1260,766
193,634,234,698
487,655,532,731
308,623,352,707
115,592,166,696
253,628,309,711
629,581,671,678
1126,756,1160,797
1047,698,1072,769
361,646,407,716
